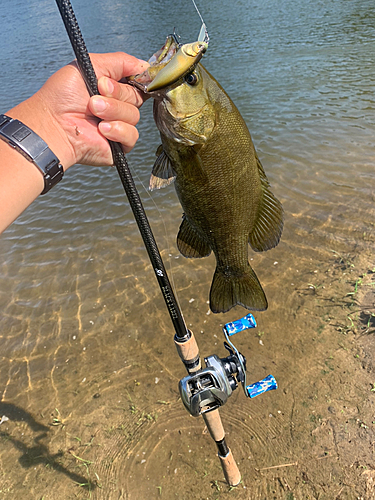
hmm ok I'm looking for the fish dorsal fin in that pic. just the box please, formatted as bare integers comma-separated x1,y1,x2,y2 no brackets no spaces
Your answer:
249,156,284,252
177,215,211,258
149,146,176,190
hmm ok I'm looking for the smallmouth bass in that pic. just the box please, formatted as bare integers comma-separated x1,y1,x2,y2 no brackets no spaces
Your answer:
132,40,284,314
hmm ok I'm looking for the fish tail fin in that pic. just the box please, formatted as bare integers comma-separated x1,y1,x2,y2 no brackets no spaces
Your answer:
209,264,268,314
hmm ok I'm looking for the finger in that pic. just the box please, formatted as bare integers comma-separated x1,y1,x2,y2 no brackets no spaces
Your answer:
89,95,140,126
98,121,139,153
92,52,149,82
98,76,147,107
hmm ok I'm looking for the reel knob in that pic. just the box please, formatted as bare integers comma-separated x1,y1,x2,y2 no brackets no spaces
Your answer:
246,374,278,398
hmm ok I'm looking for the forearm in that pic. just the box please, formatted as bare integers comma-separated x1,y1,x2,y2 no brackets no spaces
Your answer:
0,95,74,234
0,139,45,232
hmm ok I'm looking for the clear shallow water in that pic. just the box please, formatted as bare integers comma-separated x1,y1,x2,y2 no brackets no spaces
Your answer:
0,0,375,498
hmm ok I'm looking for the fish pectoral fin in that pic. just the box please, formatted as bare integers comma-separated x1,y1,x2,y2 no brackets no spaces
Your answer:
249,157,284,252
149,147,176,190
177,216,211,258
209,265,268,314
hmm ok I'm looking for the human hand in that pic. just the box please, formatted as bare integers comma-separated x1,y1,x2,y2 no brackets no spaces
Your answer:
10,52,149,169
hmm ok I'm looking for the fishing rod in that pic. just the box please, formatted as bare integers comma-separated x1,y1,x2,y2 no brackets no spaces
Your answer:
54,0,277,487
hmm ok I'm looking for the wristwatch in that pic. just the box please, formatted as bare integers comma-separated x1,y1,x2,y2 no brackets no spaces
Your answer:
0,114,64,194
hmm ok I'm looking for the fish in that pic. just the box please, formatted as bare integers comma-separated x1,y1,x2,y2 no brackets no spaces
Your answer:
131,39,284,314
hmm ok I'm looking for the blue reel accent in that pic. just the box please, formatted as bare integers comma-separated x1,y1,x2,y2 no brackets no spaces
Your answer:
246,374,277,399
224,313,257,336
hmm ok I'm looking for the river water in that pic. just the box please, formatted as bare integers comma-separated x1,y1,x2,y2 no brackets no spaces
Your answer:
0,0,374,499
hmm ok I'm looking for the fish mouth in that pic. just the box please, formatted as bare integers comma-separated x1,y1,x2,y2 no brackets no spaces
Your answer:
127,35,180,93
127,34,207,94
148,34,180,67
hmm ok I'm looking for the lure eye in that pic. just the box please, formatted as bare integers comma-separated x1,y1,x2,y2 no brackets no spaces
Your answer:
185,72,198,86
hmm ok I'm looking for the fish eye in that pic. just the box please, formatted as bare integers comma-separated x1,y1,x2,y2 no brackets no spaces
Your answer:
185,72,198,86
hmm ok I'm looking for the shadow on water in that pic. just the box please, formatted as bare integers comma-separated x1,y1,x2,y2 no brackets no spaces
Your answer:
0,401,94,491
0,402,49,433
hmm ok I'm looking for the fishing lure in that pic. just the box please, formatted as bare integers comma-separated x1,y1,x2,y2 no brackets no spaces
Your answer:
146,38,208,92
128,0,209,93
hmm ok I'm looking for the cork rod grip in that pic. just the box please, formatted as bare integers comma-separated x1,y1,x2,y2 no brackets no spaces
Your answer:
204,409,241,486
218,449,241,486
203,409,225,441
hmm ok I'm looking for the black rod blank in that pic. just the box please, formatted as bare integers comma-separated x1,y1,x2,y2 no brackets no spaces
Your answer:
55,0,189,340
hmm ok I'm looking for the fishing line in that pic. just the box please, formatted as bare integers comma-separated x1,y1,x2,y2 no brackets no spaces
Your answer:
190,0,209,44
129,156,184,316
190,0,204,24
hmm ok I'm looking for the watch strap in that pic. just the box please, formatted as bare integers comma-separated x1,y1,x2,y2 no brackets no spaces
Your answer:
0,114,64,194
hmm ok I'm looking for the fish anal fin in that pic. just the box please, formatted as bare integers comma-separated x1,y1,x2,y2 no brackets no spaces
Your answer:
177,216,211,258
249,156,284,252
209,264,268,314
149,146,176,190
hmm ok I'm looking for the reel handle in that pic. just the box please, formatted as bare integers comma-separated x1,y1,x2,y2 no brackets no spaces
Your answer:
246,374,277,398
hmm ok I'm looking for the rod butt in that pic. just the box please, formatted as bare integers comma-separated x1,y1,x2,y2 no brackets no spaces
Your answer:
218,449,241,486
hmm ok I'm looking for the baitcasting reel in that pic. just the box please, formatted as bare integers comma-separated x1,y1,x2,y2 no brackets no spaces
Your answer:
179,314,277,417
